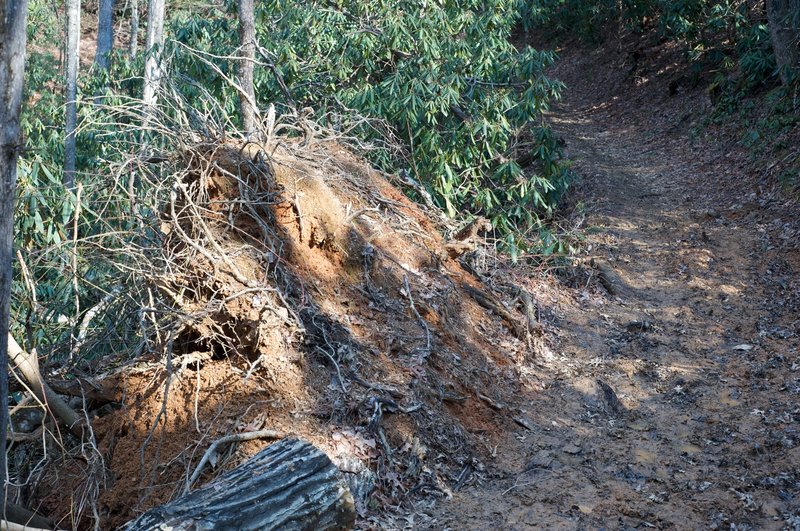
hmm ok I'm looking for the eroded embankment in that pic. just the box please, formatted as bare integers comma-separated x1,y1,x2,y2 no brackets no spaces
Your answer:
34,138,549,529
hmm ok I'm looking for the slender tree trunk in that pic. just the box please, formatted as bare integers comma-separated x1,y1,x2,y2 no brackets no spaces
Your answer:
237,0,257,135
0,0,29,504
142,0,165,116
129,0,139,58
64,0,81,189
95,0,115,71
767,0,800,84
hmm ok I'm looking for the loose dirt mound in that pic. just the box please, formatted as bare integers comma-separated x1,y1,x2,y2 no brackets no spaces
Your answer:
34,138,545,528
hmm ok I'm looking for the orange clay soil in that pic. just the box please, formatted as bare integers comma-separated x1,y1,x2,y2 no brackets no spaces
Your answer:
32,137,548,529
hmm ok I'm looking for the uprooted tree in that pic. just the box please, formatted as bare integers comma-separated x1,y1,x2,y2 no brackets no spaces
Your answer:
3,0,563,527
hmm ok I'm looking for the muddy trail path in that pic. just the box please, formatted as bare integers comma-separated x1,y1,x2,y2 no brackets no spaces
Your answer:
426,47,800,530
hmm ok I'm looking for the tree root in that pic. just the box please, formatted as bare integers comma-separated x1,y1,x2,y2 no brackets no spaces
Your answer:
7,334,86,439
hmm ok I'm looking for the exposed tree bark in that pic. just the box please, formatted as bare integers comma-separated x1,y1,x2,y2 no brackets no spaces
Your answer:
142,0,166,117
125,438,356,530
237,0,257,135
95,0,116,71
48,377,118,405
129,0,139,58
0,0,29,505
767,0,800,84
64,0,80,189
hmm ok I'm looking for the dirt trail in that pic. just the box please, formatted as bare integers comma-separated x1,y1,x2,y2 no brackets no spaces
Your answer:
426,46,800,529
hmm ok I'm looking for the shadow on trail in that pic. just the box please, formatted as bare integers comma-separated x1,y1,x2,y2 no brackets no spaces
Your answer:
425,40,800,530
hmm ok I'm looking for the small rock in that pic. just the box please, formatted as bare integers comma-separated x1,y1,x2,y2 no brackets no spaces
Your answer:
625,320,652,332
732,344,754,351
524,450,553,471
597,379,624,415
563,443,582,455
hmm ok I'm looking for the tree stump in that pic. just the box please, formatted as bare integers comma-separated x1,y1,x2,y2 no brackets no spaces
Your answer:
126,438,356,530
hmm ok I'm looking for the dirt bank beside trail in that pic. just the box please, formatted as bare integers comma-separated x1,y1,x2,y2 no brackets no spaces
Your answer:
34,136,550,529
425,41,800,529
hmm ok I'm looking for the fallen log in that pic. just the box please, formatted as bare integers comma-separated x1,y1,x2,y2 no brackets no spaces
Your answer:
125,437,356,530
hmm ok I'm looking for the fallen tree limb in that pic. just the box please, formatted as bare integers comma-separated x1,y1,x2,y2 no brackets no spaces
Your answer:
7,334,85,438
462,284,525,339
186,428,284,493
47,378,118,406
127,438,355,531
592,259,625,297
6,425,44,442
517,288,542,336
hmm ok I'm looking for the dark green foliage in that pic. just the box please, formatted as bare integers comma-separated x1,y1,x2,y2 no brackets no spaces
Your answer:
520,0,618,39
18,0,148,358
15,0,573,360
172,0,571,252
523,0,783,91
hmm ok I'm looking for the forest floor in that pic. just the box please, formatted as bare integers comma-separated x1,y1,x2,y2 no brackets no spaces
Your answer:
424,39,800,529
25,25,800,531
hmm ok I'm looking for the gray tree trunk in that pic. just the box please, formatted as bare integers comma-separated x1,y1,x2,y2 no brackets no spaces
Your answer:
767,0,800,84
142,0,165,116
129,0,139,58
237,0,257,135
95,0,115,71
125,438,356,530
0,0,29,500
64,0,80,189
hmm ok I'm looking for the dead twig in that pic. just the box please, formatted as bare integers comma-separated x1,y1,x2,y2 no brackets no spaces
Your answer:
72,284,123,357
185,429,284,493
462,284,525,339
317,346,348,393
402,274,431,356
501,476,536,496
476,391,505,411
